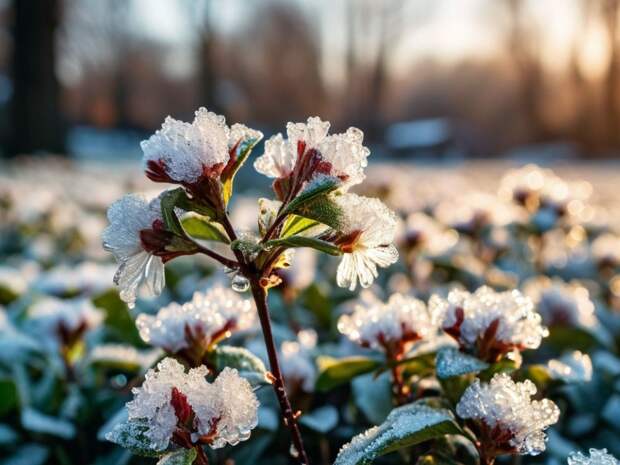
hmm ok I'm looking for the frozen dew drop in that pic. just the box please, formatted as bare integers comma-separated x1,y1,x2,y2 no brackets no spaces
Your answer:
231,273,250,292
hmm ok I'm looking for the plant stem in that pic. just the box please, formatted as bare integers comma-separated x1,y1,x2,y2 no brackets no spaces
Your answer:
389,363,408,406
194,244,239,270
249,279,310,465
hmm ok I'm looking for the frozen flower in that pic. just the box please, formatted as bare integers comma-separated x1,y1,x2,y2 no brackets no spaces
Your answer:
568,448,619,465
102,194,173,308
399,212,459,257
28,297,103,346
429,286,547,362
136,284,255,356
333,193,399,291
142,107,262,184
592,233,620,268
456,374,559,457
113,358,258,452
523,277,597,329
254,117,369,198
547,351,593,383
90,344,162,370
280,329,318,393
338,293,439,356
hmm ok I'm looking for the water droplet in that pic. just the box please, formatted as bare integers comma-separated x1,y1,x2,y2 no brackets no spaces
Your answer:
290,444,299,458
231,273,250,292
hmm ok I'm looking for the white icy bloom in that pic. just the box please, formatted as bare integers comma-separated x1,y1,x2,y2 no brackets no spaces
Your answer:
254,117,369,188
592,233,620,266
334,193,399,291
28,297,103,340
456,374,560,456
33,262,116,297
280,329,318,393
141,107,262,183
547,351,593,383
136,284,256,353
124,358,258,451
400,212,459,257
523,277,597,329
102,193,165,308
429,286,547,360
338,293,439,353
90,344,162,370
568,449,619,465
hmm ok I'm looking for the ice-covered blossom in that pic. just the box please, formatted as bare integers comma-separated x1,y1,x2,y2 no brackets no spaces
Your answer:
333,193,399,291
254,117,369,193
456,374,559,457
102,194,168,308
523,277,597,329
568,448,619,465
592,233,620,268
113,358,258,452
429,286,547,362
547,351,593,383
136,284,255,354
280,329,318,393
28,297,103,344
142,107,262,184
338,293,439,356
400,212,459,257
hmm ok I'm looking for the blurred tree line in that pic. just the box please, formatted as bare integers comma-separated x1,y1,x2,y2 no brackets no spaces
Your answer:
1,0,620,158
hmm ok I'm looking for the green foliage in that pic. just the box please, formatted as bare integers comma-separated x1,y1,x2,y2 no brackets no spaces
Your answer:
0,378,18,416
221,137,261,205
181,213,230,243
316,356,382,392
266,236,342,256
435,348,488,380
106,419,163,457
92,289,142,345
211,345,268,387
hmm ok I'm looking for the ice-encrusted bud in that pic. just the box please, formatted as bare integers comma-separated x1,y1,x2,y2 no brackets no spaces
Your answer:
141,108,262,184
568,449,619,465
333,193,399,291
136,284,256,355
547,351,593,383
280,329,318,393
254,117,369,197
116,358,258,452
338,293,439,356
523,277,597,329
102,193,169,308
429,286,547,362
456,374,559,457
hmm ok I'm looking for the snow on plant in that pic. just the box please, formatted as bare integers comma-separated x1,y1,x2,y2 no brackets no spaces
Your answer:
568,448,619,465
456,373,560,463
429,286,547,362
547,351,593,383
280,329,318,394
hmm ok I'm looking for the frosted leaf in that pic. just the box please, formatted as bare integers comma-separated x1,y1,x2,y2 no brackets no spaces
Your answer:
334,402,460,465
27,297,103,343
156,448,197,465
435,347,488,379
547,351,592,383
105,417,164,457
338,292,439,354
429,286,547,361
299,405,339,433
213,345,268,387
281,329,318,393
136,283,255,353
334,194,399,291
456,374,559,456
21,408,76,440
90,344,162,371
102,193,165,308
568,449,619,465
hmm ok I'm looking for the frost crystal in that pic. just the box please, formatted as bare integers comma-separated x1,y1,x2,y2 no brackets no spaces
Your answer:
568,449,619,465
456,374,559,456
547,351,593,383
102,193,165,308
123,358,258,451
254,117,369,188
141,108,262,183
429,286,547,361
338,293,438,355
334,193,399,291
28,297,103,343
280,329,318,392
523,277,597,329
136,284,256,353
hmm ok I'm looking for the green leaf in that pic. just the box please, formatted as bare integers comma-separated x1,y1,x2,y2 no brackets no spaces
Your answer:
212,345,268,386
157,448,198,465
222,137,261,205
352,372,393,424
478,357,519,381
105,418,163,457
316,356,382,392
159,188,186,237
546,326,599,352
181,213,230,243
515,364,552,390
266,236,342,256
283,176,341,217
92,290,142,345
281,215,322,238
333,402,463,465
435,347,488,380
388,351,436,378
0,378,18,416
292,195,344,230
300,406,339,433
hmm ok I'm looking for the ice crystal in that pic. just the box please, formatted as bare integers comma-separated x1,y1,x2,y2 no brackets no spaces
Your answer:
523,277,597,329
136,284,255,353
280,329,318,392
568,449,619,465
28,297,103,341
456,374,559,456
102,193,165,308
338,293,438,354
334,193,399,291
547,351,593,383
141,108,262,183
429,286,547,361
123,358,258,451
435,346,489,379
